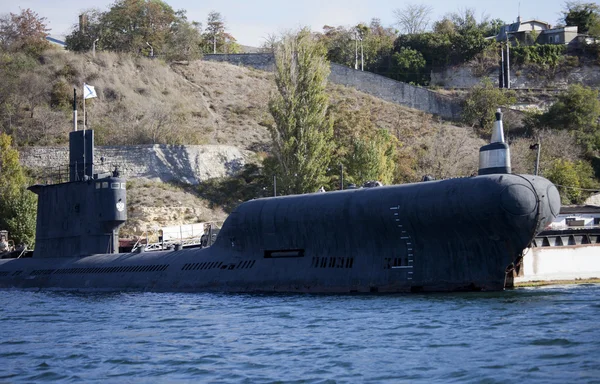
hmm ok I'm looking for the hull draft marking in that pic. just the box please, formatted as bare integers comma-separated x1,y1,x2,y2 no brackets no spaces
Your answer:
389,205,414,280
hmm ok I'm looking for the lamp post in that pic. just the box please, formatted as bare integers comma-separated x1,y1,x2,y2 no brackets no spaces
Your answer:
340,164,344,190
530,140,541,176
92,38,99,57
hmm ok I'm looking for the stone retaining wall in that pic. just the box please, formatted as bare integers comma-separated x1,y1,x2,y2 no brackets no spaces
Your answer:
203,54,462,120
431,65,600,89
20,145,252,185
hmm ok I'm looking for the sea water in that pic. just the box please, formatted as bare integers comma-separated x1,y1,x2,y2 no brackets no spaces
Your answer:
1,284,599,383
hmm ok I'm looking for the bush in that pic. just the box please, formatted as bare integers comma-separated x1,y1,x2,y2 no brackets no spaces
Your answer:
511,44,566,68
461,79,516,135
544,158,599,204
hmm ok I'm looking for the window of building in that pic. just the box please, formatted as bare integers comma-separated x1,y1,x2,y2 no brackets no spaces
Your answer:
594,217,600,226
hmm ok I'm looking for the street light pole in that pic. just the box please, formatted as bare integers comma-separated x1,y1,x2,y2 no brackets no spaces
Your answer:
535,140,541,176
530,140,541,176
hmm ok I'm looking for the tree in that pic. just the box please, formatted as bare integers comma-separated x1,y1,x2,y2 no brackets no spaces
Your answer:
0,8,50,55
539,84,600,132
164,11,203,61
544,158,598,204
204,11,224,54
64,9,104,52
536,84,600,154
345,129,397,185
461,79,516,134
267,29,334,195
390,47,426,84
562,1,600,35
91,0,177,54
319,19,396,74
201,11,240,54
320,25,354,66
0,133,36,246
393,4,433,34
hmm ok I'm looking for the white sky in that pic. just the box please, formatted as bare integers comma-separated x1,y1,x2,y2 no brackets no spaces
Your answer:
1,0,568,47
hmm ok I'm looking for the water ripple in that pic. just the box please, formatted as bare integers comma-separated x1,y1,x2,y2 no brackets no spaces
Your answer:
0,285,599,383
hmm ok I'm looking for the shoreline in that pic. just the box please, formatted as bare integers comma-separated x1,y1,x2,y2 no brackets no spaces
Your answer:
514,278,600,288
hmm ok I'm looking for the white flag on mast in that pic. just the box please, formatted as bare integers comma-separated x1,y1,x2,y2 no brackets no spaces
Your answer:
83,83,97,99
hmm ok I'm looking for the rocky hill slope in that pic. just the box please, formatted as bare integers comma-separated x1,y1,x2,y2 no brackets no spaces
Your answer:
16,50,490,234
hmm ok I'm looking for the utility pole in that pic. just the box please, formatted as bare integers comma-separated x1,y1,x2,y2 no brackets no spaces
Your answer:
499,43,504,88
505,35,511,88
354,31,358,70
360,38,364,71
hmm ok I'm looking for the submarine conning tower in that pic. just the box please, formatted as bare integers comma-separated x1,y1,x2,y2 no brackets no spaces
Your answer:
28,130,127,258
479,109,511,175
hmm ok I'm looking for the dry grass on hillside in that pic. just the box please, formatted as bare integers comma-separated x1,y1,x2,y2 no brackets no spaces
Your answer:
26,51,478,155
25,51,493,233
170,60,274,151
123,179,228,235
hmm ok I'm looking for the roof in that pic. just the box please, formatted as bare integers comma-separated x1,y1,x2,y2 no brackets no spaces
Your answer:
495,18,552,41
45,36,66,47
559,205,600,214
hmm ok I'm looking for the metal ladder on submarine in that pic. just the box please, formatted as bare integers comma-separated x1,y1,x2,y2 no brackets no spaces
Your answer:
0,110,560,292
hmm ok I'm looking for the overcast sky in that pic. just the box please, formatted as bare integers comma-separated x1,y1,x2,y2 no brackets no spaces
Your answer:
2,0,568,47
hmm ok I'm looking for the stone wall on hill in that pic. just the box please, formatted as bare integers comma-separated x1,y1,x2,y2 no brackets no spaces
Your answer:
203,54,462,120
431,65,600,89
20,145,252,185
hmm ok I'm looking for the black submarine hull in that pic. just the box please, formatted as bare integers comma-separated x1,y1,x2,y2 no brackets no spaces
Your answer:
0,173,560,293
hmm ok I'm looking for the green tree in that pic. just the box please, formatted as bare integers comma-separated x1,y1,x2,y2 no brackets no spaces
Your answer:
461,79,516,133
0,133,36,246
319,19,395,75
201,11,239,53
544,158,598,204
345,129,397,185
319,25,354,66
204,11,224,54
537,84,600,154
0,51,38,135
64,9,104,52
268,29,334,195
0,8,50,55
539,84,600,132
329,101,400,187
164,11,203,61
92,0,176,54
390,47,426,83
562,1,600,35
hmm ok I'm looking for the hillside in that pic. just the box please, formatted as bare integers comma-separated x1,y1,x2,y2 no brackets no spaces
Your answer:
9,50,491,234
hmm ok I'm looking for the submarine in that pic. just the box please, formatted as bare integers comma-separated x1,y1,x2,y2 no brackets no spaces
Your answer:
0,111,560,293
